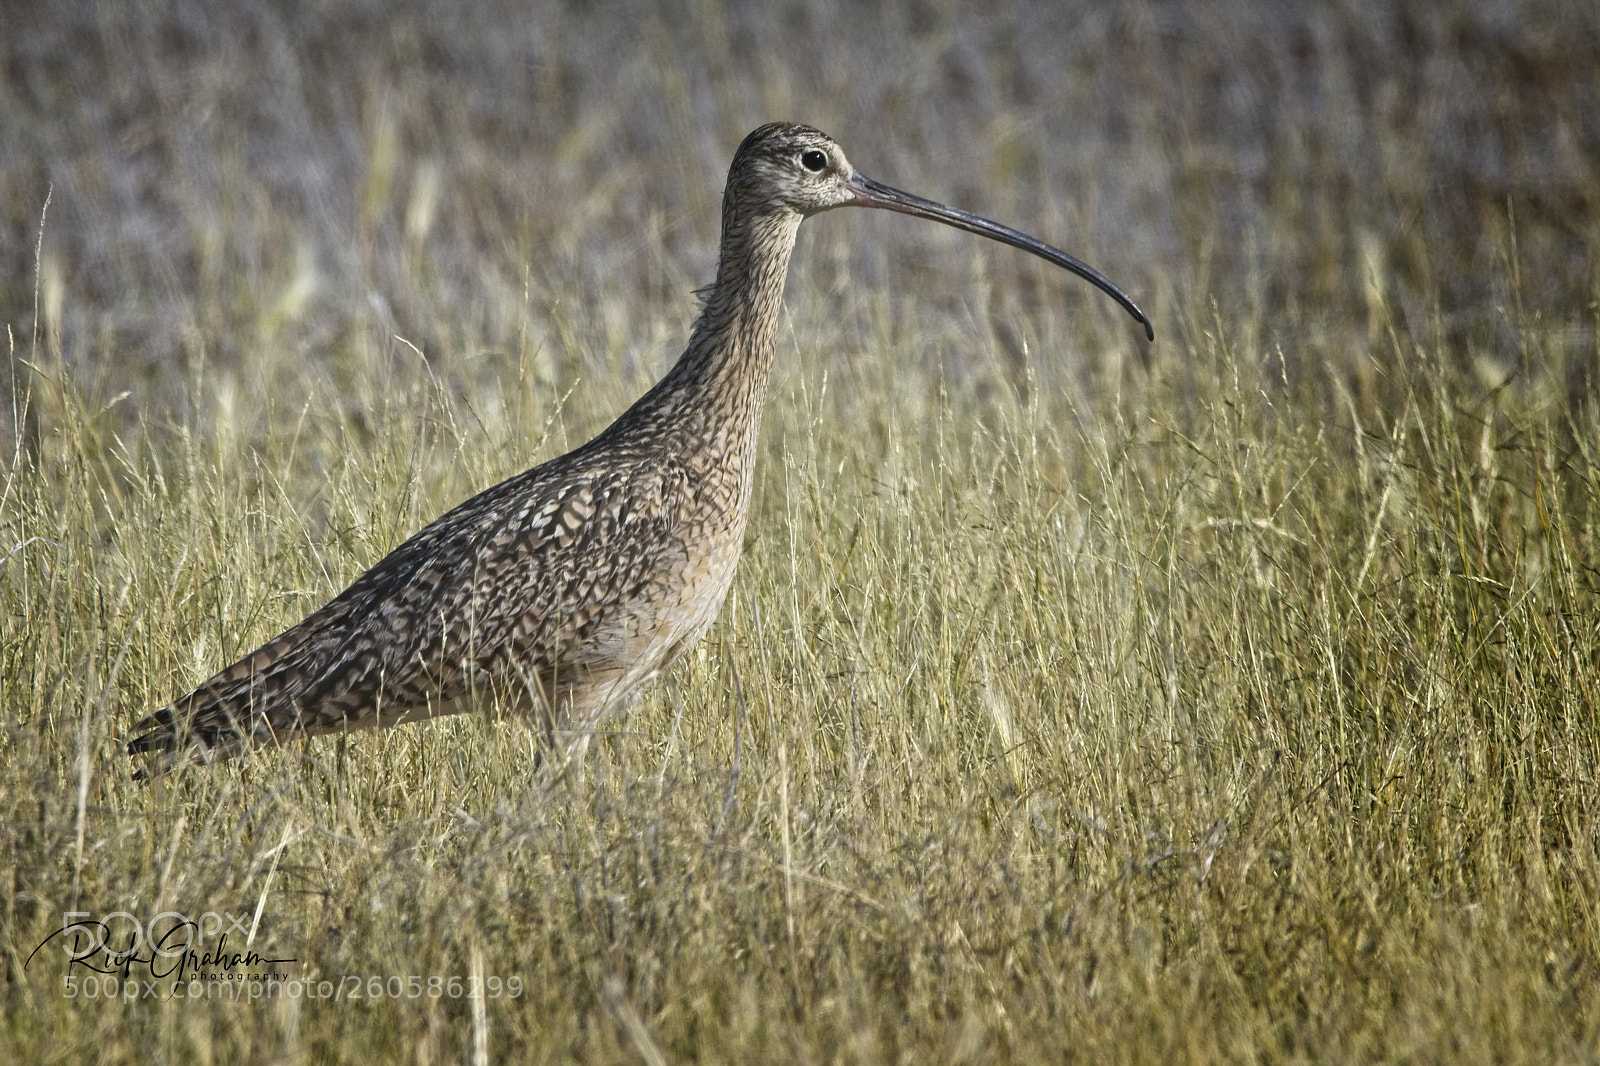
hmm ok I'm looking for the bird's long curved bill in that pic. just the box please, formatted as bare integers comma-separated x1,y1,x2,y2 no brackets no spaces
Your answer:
846,173,1154,341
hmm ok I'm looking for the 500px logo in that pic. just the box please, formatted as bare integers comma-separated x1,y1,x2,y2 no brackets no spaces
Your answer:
23,911,297,983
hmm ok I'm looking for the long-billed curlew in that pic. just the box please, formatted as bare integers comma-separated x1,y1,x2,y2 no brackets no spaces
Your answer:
127,122,1151,775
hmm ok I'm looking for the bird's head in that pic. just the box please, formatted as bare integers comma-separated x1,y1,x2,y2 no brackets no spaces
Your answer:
721,122,1154,340
724,122,859,217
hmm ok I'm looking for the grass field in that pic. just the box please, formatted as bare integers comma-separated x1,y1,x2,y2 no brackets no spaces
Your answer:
4,0,1599,1061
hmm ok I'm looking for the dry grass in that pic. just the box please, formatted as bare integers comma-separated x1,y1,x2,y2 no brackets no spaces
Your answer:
3,0,1599,1061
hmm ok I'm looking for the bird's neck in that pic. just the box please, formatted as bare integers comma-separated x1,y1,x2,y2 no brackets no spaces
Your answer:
627,209,802,449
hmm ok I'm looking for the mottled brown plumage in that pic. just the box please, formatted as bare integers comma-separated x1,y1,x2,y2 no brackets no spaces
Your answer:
127,122,1151,775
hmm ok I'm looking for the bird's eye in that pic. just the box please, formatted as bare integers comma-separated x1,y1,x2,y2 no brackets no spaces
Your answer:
799,149,827,173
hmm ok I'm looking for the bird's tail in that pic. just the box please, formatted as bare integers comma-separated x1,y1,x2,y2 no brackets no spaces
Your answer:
126,628,315,778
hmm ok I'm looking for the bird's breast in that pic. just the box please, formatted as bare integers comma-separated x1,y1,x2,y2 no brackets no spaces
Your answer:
533,446,749,687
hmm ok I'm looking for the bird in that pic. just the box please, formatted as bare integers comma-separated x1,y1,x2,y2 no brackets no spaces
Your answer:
127,121,1152,776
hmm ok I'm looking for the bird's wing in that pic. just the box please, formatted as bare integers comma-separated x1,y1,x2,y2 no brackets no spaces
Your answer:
126,451,688,772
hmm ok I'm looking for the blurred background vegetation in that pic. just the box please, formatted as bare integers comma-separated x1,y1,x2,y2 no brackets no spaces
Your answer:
4,0,1594,448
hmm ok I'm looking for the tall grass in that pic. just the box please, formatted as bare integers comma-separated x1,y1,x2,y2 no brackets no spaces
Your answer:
4,0,1598,1061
